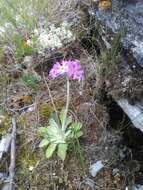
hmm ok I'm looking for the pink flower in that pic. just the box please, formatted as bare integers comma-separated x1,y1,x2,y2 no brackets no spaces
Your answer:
49,60,84,80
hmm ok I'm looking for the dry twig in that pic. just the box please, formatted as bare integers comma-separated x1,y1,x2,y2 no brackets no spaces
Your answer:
9,117,16,190
1,117,17,190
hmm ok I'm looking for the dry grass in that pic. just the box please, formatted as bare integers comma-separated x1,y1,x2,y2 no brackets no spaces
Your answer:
47,0,79,24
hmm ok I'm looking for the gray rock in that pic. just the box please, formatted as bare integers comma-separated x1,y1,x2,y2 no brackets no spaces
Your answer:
94,0,143,67
2,183,11,190
117,99,143,132
132,185,143,190
89,160,104,177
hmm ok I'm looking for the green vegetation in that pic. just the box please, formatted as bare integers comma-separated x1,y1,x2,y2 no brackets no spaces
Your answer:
88,25,125,80
99,31,124,76
22,72,39,89
0,0,49,61
13,33,36,61
0,0,49,34
38,108,83,161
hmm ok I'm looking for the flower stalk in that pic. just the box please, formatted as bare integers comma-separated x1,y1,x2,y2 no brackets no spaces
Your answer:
62,78,70,131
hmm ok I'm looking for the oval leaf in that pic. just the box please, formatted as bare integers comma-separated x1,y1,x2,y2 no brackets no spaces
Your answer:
49,118,59,128
38,127,49,135
57,143,68,161
46,144,57,159
39,139,49,148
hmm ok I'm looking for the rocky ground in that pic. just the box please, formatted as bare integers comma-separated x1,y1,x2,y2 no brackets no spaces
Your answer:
0,1,143,190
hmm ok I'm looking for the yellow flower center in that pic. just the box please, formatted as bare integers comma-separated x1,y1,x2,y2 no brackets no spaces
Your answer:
59,65,67,73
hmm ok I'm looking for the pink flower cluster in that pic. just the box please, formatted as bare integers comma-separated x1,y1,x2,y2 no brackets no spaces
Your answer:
49,60,84,80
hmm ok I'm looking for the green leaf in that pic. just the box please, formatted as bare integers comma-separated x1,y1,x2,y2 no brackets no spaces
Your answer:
39,139,49,147
47,126,65,144
76,131,83,138
51,112,60,126
57,143,68,161
38,127,49,135
49,118,59,128
70,122,82,131
46,144,57,159
47,124,61,137
59,107,66,126
65,116,72,128
65,130,72,138
68,122,83,139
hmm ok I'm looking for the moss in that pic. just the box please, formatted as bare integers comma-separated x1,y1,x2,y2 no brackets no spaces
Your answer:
16,143,42,188
39,98,65,120
17,111,38,129
0,114,12,136
17,145,39,172
39,102,52,119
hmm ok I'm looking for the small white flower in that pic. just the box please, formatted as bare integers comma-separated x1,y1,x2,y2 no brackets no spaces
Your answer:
34,29,39,36
29,166,34,171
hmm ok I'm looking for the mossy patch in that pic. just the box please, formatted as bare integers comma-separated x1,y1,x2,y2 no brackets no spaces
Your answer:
39,98,65,121
17,111,38,129
0,113,12,136
16,143,41,188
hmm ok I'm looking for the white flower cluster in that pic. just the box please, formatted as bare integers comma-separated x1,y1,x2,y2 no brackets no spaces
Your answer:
37,22,75,51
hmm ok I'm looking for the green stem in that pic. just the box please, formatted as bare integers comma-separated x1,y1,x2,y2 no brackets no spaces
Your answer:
62,78,70,131
76,138,85,172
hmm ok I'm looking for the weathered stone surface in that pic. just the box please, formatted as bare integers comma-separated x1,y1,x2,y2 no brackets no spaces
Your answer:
117,99,143,132
94,0,143,67
90,0,143,132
